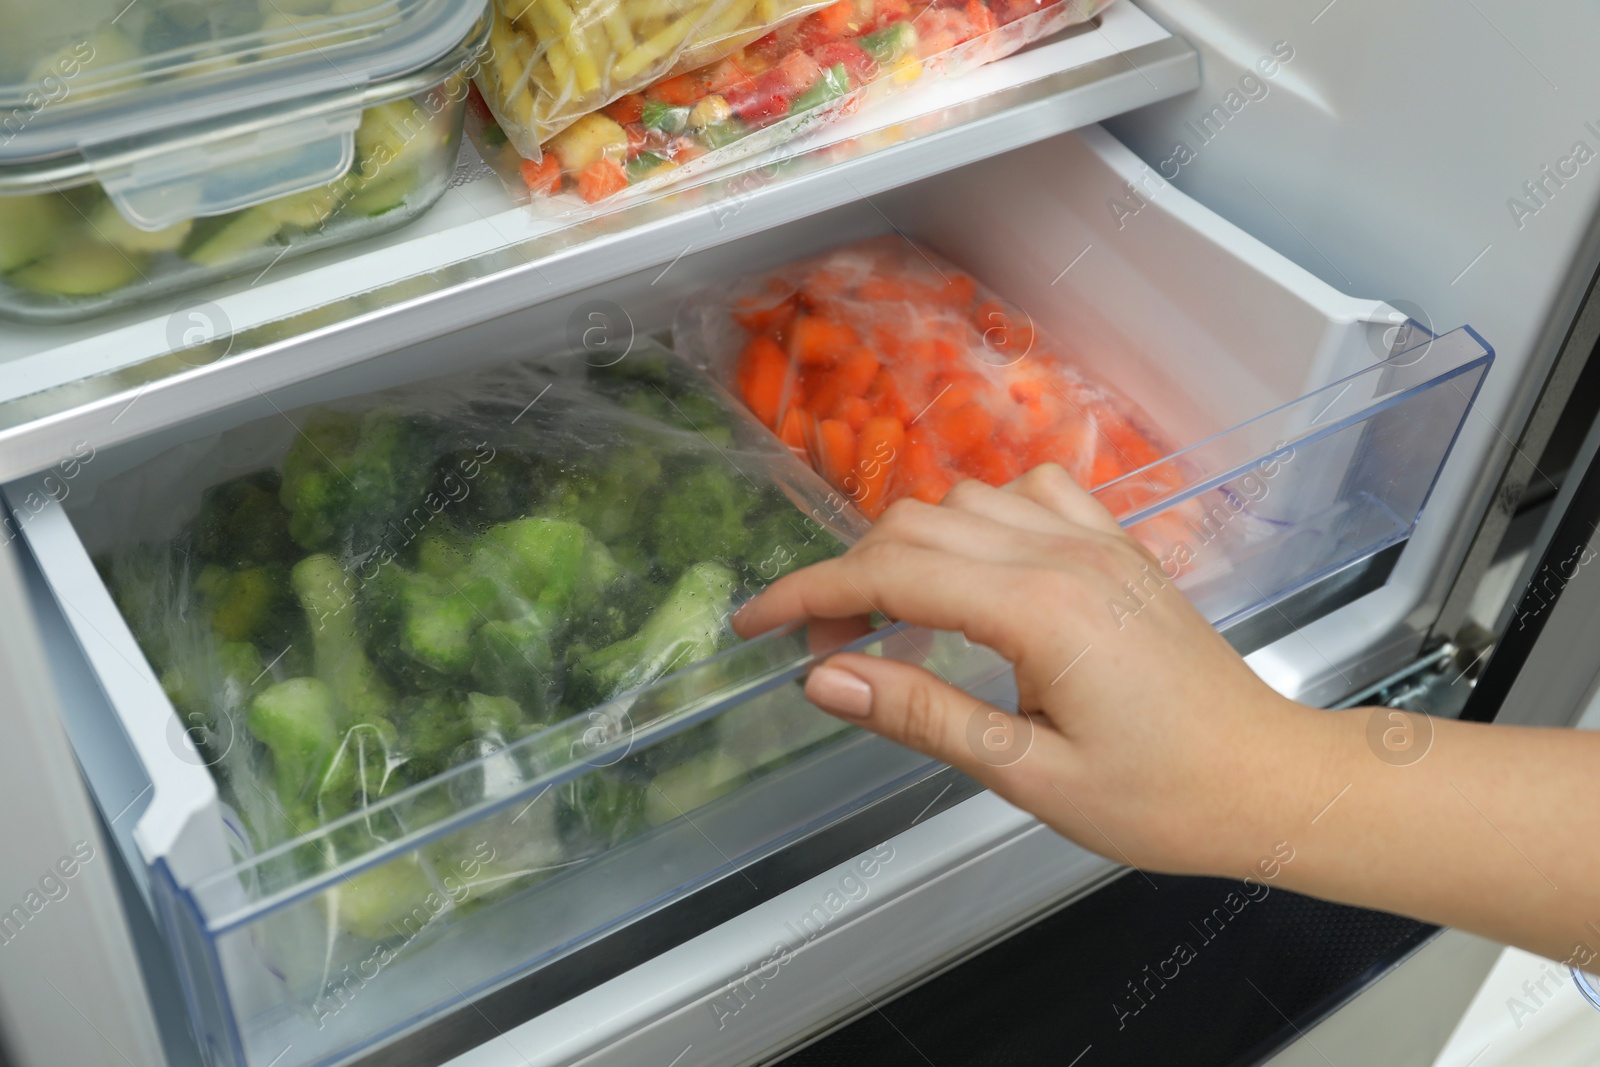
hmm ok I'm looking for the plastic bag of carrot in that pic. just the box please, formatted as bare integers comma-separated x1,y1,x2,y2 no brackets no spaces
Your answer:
675,236,1192,535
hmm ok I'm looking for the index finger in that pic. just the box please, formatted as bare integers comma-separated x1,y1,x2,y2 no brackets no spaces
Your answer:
1002,463,1126,537
731,542,1039,663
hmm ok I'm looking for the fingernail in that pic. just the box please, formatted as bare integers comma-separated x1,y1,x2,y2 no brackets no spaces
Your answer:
806,665,873,719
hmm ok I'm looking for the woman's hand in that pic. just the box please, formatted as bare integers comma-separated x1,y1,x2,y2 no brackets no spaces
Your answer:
738,465,1600,963
734,465,1337,879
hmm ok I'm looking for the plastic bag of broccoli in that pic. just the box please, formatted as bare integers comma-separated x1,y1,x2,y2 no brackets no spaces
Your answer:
91,341,865,888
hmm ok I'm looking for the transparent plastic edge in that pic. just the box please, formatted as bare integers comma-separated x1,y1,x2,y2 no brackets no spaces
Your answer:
190,619,916,932
1100,324,1494,527
0,16,490,196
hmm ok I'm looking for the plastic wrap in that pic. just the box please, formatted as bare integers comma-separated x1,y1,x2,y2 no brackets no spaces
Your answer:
0,82,468,322
94,344,861,869
474,0,834,157
468,0,1114,210
675,236,1215,554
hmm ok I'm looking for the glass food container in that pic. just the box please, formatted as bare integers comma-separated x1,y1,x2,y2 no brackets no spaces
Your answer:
0,0,490,322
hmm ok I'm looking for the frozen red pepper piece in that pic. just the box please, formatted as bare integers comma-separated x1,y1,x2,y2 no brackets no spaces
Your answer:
521,155,563,196
603,93,647,125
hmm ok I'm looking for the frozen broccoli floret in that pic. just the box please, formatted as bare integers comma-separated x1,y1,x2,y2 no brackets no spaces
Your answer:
620,388,734,447
466,692,523,741
743,498,845,576
392,690,524,780
366,566,499,687
644,747,750,826
189,470,296,567
650,463,758,576
541,445,662,547
194,563,292,644
279,409,438,554
572,561,738,704
161,639,267,771
328,853,440,941
588,355,736,443
391,691,468,780
247,677,341,818
558,768,649,849
470,610,557,716
162,639,263,718
433,448,543,527
292,554,394,725
472,517,624,618
416,521,474,578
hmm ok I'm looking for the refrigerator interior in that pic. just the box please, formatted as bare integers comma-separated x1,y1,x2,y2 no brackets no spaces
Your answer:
4,2,1598,1064
6,123,1491,1067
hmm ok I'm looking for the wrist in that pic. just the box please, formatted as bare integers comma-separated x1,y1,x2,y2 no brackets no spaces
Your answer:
1203,695,1356,882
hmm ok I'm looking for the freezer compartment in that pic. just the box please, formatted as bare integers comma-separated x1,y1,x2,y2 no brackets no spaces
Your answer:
879,129,1495,631
676,128,1494,632
171,628,997,1067
1,341,1000,1067
3,125,1490,1067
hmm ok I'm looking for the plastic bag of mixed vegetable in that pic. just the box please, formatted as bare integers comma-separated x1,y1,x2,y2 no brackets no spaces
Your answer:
468,0,1115,209
94,343,863,877
474,0,835,158
674,236,1216,556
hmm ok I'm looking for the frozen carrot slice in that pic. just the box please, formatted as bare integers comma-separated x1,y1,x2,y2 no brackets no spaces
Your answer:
961,447,1023,486
972,298,1034,357
858,277,911,303
647,72,706,106
602,93,647,125
834,347,881,395
814,418,858,491
932,401,994,456
814,0,858,37
800,268,853,308
791,314,859,366
854,416,906,517
778,406,808,457
1089,451,1125,488
733,294,798,333
929,371,986,413
1008,378,1050,408
965,0,997,36
830,394,873,431
866,369,913,423
901,428,957,504
738,335,791,429
932,273,977,309
1093,407,1164,469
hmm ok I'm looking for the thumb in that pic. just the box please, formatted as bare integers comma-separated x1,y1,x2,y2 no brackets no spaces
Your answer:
804,652,1037,782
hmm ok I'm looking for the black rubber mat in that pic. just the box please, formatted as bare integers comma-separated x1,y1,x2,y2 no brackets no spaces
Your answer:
778,871,1433,1066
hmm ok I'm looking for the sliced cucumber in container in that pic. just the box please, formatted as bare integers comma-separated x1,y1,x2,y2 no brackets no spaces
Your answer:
89,200,194,255
0,194,70,272
183,206,284,268
344,174,415,217
9,237,147,296
355,99,444,179
263,184,345,230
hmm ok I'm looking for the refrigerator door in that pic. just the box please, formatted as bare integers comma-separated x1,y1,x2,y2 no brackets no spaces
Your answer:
1104,0,1600,704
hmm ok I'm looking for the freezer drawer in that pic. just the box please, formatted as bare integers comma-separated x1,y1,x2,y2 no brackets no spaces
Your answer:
5,128,1490,1067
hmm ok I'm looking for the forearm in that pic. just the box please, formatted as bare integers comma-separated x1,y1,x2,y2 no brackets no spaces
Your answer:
1256,707,1600,964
